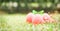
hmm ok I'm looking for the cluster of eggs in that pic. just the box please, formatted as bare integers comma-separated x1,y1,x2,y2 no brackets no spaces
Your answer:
26,11,55,25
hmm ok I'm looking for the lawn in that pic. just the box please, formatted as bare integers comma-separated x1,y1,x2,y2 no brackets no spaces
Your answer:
0,14,60,31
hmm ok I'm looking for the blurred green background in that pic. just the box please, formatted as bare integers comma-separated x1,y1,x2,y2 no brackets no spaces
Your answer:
0,0,60,14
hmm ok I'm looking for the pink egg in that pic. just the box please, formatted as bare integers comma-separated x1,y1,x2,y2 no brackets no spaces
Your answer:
26,13,34,23
42,13,55,23
43,13,51,23
32,14,45,25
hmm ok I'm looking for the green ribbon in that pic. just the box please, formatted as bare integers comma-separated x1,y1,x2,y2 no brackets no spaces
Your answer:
39,10,44,15
32,10,37,14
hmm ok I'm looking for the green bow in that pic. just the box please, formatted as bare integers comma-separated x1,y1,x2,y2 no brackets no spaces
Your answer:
39,10,44,15
32,10,37,14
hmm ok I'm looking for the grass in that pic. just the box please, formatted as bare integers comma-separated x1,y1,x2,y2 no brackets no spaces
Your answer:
0,14,60,31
